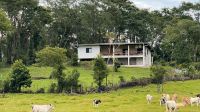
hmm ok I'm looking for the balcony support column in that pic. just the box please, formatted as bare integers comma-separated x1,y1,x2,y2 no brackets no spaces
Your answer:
112,45,115,66
128,45,130,66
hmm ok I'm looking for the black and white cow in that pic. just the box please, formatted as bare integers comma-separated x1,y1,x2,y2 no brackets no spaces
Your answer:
196,94,200,98
93,99,101,107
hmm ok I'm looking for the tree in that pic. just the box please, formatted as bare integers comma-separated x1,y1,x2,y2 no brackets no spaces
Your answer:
0,9,12,62
65,69,80,93
163,19,200,64
92,55,108,90
10,60,32,92
0,9,12,32
36,46,67,92
36,47,67,67
150,65,166,93
0,0,52,64
55,64,66,93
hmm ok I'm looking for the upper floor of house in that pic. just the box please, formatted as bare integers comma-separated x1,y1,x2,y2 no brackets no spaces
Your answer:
77,43,152,59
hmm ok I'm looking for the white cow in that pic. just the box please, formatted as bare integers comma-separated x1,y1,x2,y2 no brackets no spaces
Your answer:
146,94,153,104
160,94,170,106
190,97,200,106
165,100,177,112
32,104,54,112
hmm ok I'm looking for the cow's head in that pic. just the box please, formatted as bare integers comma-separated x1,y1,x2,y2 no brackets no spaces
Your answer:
49,104,54,110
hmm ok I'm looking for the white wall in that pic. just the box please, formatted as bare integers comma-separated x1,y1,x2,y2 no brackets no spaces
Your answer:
144,46,152,67
78,46,100,59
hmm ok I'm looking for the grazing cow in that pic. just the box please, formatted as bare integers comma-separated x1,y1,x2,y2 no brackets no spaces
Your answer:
160,94,170,105
196,94,200,98
171,94,178,102
176,103,185,109
160,96,167,105
93,99,101,107
182,97,190,106
162,94,170,100
190,97,200,106
166,100,177,112
32,104,54,112
146,94,153,104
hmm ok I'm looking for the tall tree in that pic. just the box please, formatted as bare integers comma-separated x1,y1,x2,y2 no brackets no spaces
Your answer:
0,0,52,64
92,55,108,91
10,60,32,92
163,19,200,63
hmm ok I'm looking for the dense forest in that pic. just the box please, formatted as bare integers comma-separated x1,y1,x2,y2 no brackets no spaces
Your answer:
0,0,199,66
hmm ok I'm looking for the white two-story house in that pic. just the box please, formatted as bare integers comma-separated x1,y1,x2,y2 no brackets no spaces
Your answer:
77,43,153,67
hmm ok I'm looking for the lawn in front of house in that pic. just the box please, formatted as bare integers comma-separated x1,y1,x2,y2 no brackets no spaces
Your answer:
0,80,200,112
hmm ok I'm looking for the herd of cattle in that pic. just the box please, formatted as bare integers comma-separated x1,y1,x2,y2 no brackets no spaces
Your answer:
31,94,200,112
146,93,200,112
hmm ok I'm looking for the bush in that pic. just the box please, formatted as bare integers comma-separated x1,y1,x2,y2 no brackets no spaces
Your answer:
36,88,45,93
10,60,32,93
80,61,92,69
119,78,151,88
3,79,10,93
36,47,67,67
48,83,57,93
119,76,126,83
69,53,78,66
65,69,80,93
113,59,121,72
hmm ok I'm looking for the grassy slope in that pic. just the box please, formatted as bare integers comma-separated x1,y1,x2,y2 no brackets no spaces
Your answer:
0,66,150,91
0,80,200,112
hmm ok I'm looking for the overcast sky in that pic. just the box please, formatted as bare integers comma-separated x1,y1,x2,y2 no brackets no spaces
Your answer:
131,0,200,10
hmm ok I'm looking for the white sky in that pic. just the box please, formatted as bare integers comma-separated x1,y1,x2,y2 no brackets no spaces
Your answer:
131,0,200,10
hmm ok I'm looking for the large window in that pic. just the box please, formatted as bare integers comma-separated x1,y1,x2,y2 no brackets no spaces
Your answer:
86,48,92,53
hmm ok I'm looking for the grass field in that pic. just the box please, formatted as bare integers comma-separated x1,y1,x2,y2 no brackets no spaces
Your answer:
0,66,151,91
0,80,200,112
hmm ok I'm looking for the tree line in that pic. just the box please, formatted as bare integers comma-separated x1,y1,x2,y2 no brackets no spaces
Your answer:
0,0,199,66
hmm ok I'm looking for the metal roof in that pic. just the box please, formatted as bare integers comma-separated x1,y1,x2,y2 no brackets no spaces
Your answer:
78,42,150,47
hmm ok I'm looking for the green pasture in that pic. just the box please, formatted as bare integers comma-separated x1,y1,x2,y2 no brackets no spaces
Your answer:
0,80,200,112
0,66,151,91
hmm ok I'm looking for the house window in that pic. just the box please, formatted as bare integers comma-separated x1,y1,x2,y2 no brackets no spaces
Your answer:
86,48,92,53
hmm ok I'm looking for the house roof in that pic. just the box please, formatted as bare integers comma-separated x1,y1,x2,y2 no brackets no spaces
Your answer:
78,42,152,49
79,42,149,46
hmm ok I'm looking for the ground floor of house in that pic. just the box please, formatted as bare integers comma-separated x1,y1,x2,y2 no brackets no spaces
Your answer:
79,56,153,67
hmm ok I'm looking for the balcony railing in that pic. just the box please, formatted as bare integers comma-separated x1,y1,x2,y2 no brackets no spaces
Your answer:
101,51,143,56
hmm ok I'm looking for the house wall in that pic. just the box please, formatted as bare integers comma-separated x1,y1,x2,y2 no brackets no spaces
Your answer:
144,47,152,67
144,46,152,67
78,44,152,67
78,46,100,59
136,57,143,65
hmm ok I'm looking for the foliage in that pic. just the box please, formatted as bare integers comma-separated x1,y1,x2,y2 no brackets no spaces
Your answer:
54,65,66,93
163,19,200,63
150,65,166,92
10,60,32,92
69,53,78,66
150,65,166,84
36,47,67,67
92,55,108,89
36,88,45,93
118,76,126,83
48,83,57,93
0,9,12,32
65,69,80,93
113,59,121,72
79,61,93,69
